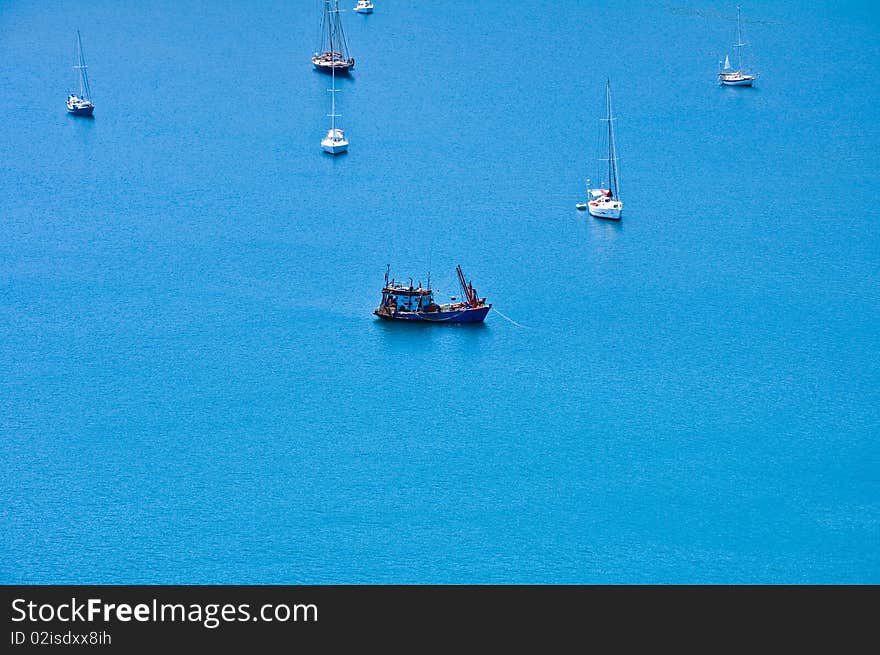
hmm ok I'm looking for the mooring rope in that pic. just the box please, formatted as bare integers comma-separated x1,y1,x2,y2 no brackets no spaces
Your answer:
491,306,528,328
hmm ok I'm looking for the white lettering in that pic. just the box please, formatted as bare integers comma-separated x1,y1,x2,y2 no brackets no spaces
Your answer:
11,599,26,622
293,604,318,622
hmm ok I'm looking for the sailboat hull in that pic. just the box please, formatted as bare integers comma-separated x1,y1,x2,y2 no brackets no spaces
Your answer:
312,57,354,74
322,126,348,154
588,203,622,220
719,77,755,86
66,104,94,117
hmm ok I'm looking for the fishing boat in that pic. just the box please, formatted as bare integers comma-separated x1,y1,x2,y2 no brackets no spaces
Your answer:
354,0,374,13
66,31,94,116
321,64,349,154
374,265,491,323
719,6,757,86
583,80,623,220
313,0,355,74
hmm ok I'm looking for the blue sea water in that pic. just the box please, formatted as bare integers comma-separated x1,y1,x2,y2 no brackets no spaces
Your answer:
1,0,878,584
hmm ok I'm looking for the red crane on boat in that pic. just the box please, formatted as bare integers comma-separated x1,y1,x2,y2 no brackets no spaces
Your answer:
456,265,483,308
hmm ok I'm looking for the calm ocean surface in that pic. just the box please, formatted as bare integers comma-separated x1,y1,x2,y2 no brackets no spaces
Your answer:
1,1,878,583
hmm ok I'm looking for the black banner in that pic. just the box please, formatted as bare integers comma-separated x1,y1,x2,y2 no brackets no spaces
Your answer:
1,585,873,650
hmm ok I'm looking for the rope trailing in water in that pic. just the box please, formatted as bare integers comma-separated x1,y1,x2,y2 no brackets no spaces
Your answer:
491,306,528,329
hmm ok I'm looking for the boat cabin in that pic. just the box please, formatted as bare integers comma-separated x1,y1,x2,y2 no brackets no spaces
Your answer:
380,282,439,313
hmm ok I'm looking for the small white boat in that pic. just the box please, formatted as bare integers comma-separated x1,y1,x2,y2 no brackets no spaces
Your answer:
586,187,622,220
719,6,757,86
354,0,374,13
581,81,623,221
66,31,94,116
322,128,349,154
67,94,94,116
321,65,348,154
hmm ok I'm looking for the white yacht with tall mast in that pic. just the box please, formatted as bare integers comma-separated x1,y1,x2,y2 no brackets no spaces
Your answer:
321,64,349,154
579,81,623,220
66,31,94,116
719,6,757,86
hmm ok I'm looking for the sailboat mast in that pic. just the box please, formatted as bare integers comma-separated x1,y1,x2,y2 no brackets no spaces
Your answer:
74,30,91,100
735,5,745,71
333,0,350,60
606,81,619,198
77,32,83,97
330,64,336,133
606,83,613,194
327,0,334,55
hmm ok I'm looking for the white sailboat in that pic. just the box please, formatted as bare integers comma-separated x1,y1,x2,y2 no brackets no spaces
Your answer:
66,30,94,116
354,0,374,13
321,64,349,154
719,5,757,86
580,80,623,221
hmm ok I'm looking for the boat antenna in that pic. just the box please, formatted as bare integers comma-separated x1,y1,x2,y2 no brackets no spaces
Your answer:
384,264,390,287
426,272,431,290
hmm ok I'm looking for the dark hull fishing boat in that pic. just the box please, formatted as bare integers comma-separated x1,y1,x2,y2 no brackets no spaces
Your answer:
374,265,491,324
313,0,355,74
